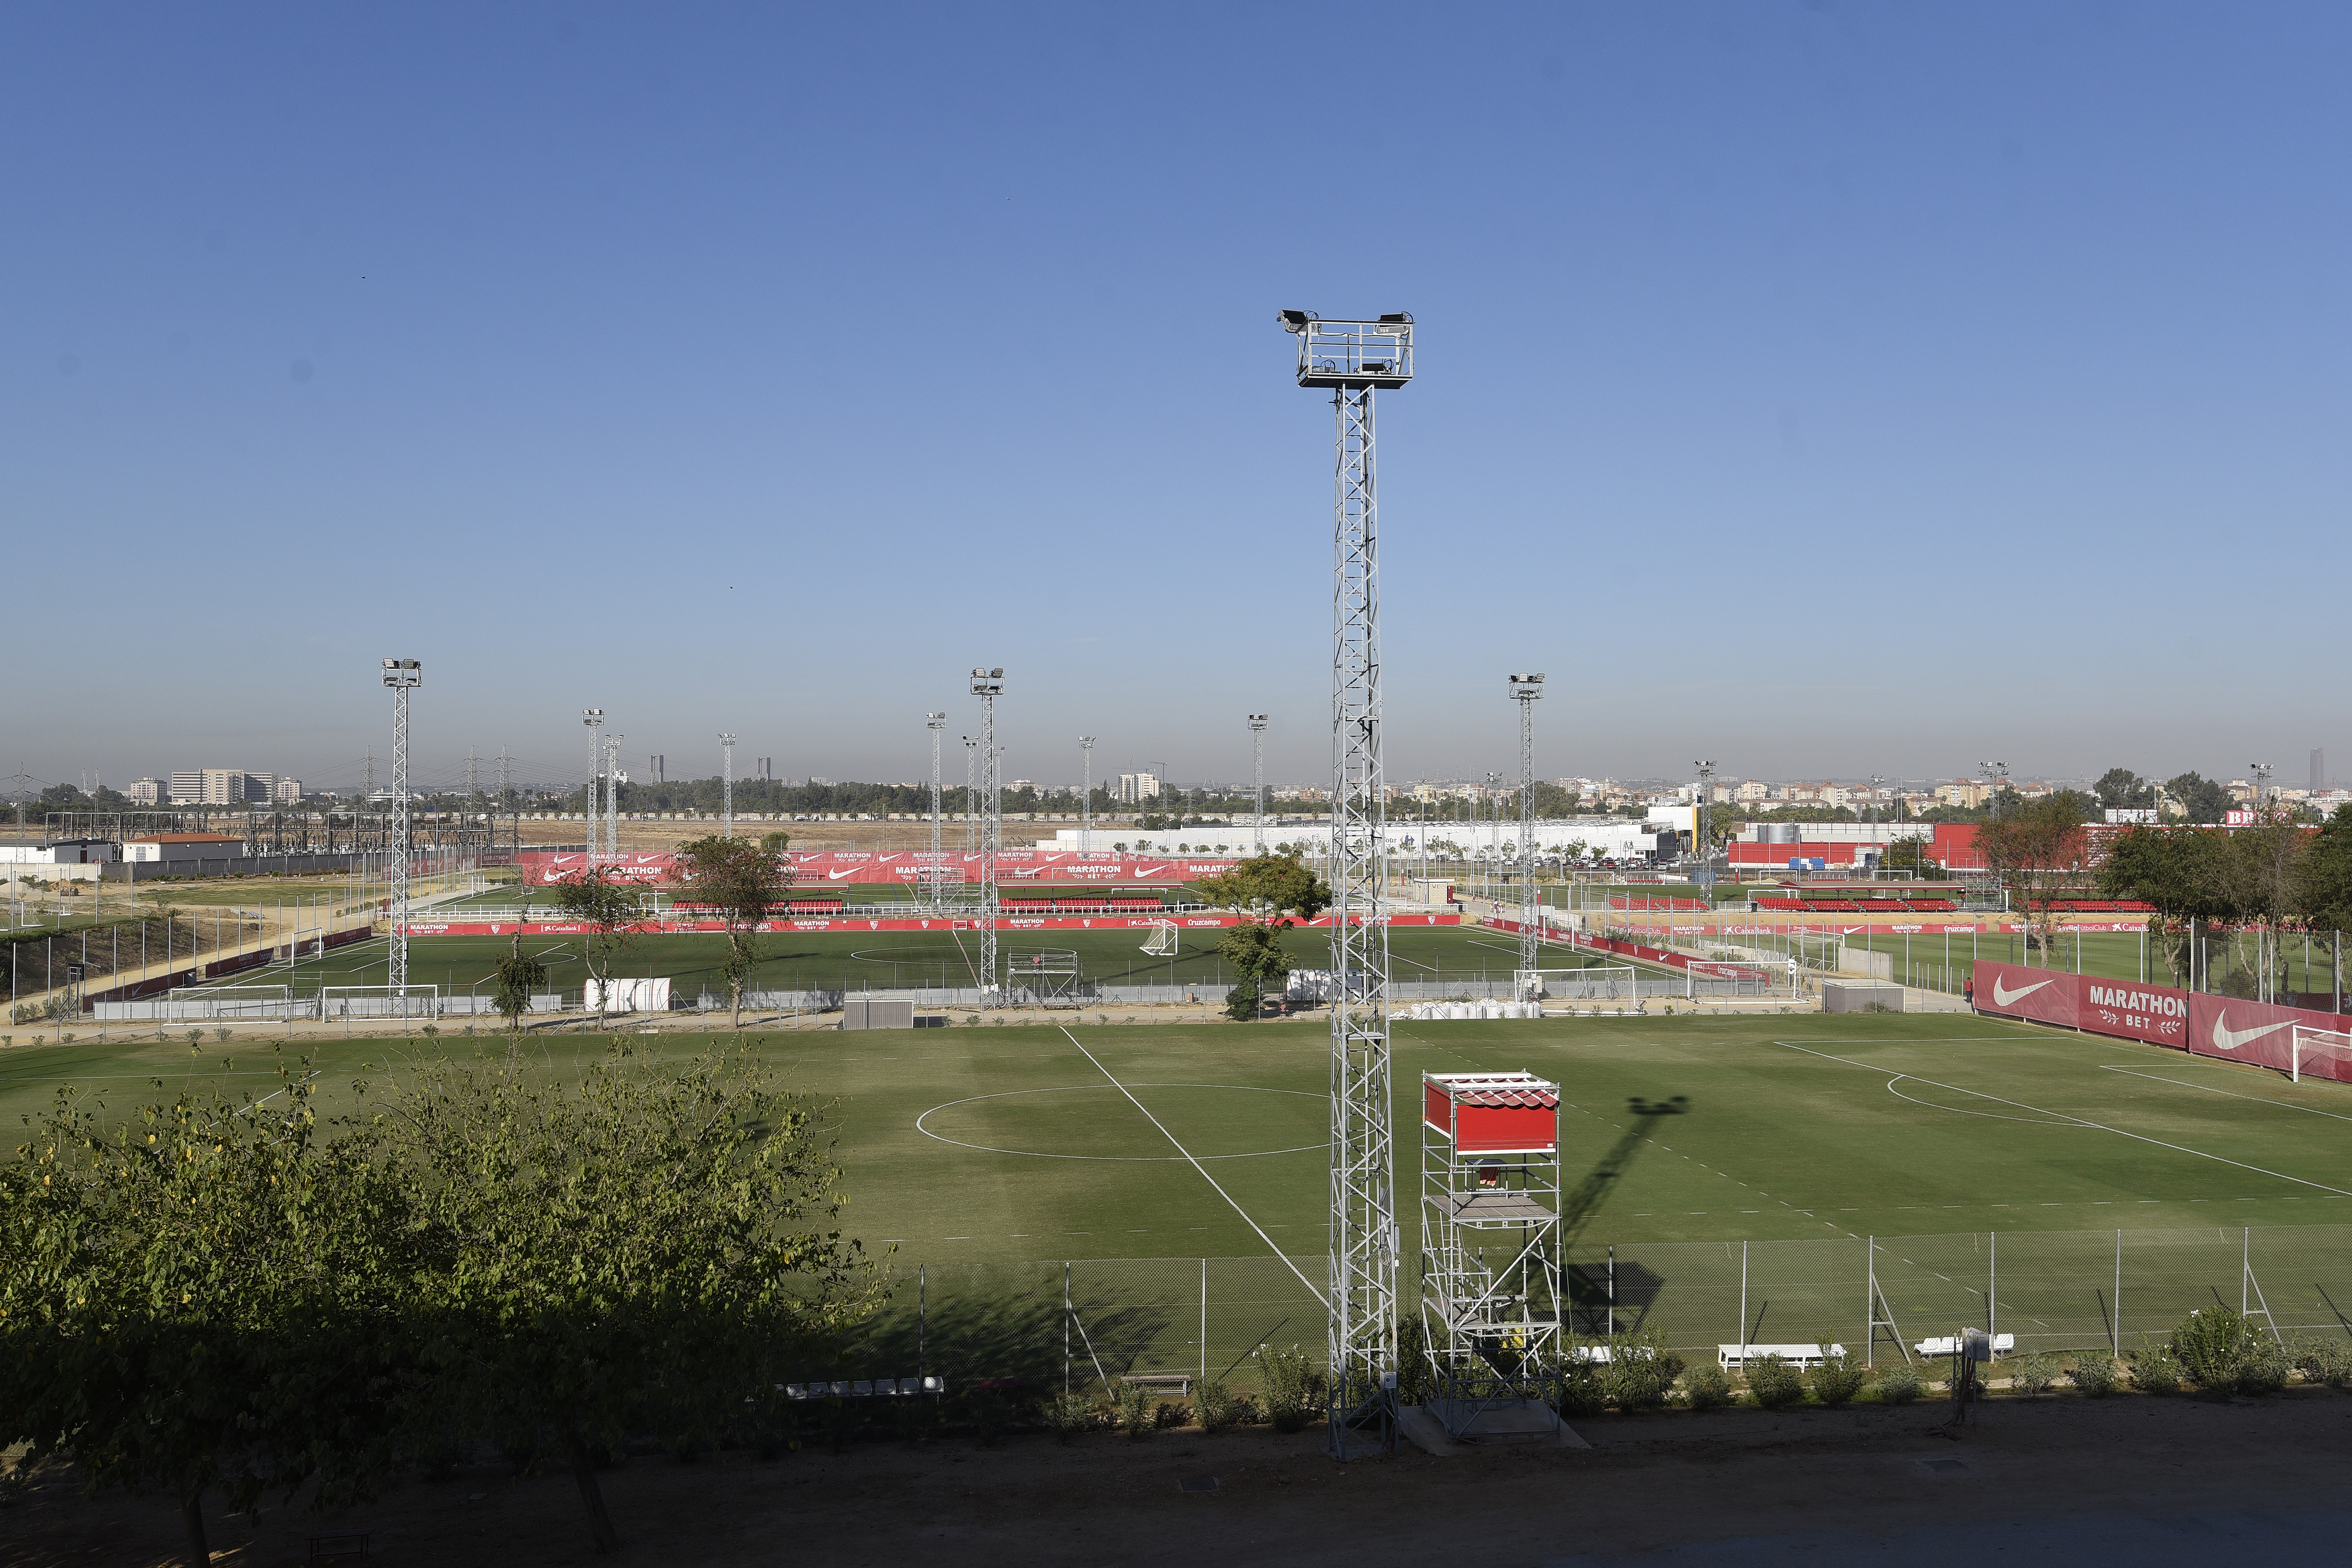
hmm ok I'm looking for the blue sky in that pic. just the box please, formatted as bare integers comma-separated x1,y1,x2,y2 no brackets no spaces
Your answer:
5,3,2346,798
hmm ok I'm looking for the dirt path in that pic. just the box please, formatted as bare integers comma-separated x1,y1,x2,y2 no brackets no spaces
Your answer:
11,1390,2352,1566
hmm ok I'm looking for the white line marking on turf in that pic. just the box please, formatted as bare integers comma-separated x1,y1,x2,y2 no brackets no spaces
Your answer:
914,1084,1325,1162
1774,1041,2352,1198
1058,1025,1329,1309
2096,1065,2352,1123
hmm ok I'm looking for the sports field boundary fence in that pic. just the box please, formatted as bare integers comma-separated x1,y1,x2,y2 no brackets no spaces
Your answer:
821,1225,2352,1392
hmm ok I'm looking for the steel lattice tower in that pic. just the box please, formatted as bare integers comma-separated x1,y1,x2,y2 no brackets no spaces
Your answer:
970,668,1004,1004
1280,307,1412,1459
604,732,623,860
382,660,421,990
963,737,977,857
927,713,947,910
1249,714,1268,856
719,733,737,835
1512,676,1544,978
1079,736,1096,855
582,710,604,866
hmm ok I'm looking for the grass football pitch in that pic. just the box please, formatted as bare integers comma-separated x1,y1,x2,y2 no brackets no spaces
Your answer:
13,1010,2352,1374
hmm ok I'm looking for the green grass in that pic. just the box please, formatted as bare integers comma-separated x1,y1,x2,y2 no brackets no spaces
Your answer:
158,922,1610,1000
15,1010,2352,1371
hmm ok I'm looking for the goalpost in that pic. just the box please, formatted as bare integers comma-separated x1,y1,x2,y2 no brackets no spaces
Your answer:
2291,1023,2352,1085
1516,965,1638,1003
1140,920,1179,957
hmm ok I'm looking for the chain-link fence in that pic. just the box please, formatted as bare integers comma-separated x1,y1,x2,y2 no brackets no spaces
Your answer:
822,1226,2352,1390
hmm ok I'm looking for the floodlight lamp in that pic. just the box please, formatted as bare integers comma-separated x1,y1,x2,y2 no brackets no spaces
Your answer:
1378,312,1413,324
1278,308,1315,332
380,658,421,689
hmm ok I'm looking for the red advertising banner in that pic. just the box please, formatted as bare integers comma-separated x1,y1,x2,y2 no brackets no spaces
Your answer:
1970,961,2079,1029
2186,993,2308,1079
1971,962,2351,1084
2078,978,2191,1048
515,850,1239,887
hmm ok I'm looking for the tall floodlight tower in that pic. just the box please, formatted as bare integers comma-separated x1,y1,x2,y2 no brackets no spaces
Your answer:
719,733,737,835
382,660,422,992
927,714,947,909
1511,677,1544,980
1280,305,1412,1459
2251,761,2274,806
1080,736,1097,855
604,733,623,860
583,709,605,866
970,668,1004,1003
1249,715,1269,856
963,737,977,857
1696,760,1717,874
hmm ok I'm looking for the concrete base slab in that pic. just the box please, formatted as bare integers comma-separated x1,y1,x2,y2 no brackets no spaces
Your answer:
1421,1398,1592,1449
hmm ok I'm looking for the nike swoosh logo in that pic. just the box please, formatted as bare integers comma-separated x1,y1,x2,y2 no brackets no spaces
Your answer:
828,869,857,879
2211,1014,2293,1052
1992,978,2055,1006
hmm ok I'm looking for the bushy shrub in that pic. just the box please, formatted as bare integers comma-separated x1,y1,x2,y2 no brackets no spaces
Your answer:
1155,1399,1193,1430
2169,1307,2253,1395
2009,1353,2057,1397
1255,1345,1321,1433
1114,1382,1157,1438
1746,1355,1806,1409
1396,1317,1435,1407
1556,1359,1609,1418
1875,1363,1923,1405
1047,1392,1097,1442
1195,1379,1239,1433
1807,1347,1866,1406
2237,1337,2292,1396
2292,1336,2352,1388
1679,1362,1734,1410
2067,1353,2118,1396
1603,1331,1685,1413
2129,1340,2181,1395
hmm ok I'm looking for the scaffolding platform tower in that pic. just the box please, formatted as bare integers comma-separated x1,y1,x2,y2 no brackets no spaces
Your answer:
1418,1071,1569,1441
1282,306,1413,1459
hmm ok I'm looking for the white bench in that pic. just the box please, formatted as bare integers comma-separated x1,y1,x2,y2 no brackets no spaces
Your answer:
1916,1334,2013,1358
1119,1372,1193,1395
1717,1342,1847,1371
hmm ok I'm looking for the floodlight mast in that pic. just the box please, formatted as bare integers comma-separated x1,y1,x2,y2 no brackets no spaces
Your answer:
604,733,623,861
719,733,737,836
382,660,422,991
927,714,948,910
1079,736,1097,855
1513,677,1544,979
582,710,605,867
971,668,1004,1004
1249,715,1268,856
1697,760,1718,877
1281,306,1412,1459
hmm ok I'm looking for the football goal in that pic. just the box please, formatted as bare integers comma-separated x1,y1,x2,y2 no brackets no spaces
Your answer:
2291,1023,2352,1085
322,984,442,1021
1140,920,1180,957
1516,966,1638,1003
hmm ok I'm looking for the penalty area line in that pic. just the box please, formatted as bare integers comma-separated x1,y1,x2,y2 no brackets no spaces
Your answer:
1057,1025,1328,1310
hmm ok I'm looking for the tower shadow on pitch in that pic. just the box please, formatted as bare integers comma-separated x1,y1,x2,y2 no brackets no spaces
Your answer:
1559,1095,1687,1334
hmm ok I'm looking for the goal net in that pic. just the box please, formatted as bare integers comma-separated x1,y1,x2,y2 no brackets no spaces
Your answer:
1516,966,1637,1003
1140,920,1180,957
2292,1023,2352,1085
161,982,298,1022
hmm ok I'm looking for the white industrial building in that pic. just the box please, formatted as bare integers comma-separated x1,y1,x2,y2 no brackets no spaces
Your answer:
1036,817,1660,860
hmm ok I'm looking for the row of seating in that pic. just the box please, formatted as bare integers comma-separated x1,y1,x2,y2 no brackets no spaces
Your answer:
784,1376,946,1400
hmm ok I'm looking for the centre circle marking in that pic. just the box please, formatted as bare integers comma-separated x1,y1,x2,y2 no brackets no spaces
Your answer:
915,1083,1327,1162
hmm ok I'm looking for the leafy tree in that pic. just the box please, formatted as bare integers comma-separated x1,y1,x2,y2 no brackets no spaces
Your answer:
379,1045,876,1554
673,834,793,1028
1195,850,1331,919
2164,770,2234,825
2093,768,2155,812
1,1057,414,1568
1977,791,2093,958
1215,919,1296,1021
547,867,642,1021
2300,804,2352,935
491,932,551,1033
2099,824,2233,983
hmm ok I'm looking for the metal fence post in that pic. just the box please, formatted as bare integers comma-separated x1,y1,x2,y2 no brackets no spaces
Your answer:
919,1264,926,1383
2113,1228,2122,1359
1201,1258,1208,1386
1064,1261,1071,1395
1739,1240,1748,1356
1988,1231,1998,1353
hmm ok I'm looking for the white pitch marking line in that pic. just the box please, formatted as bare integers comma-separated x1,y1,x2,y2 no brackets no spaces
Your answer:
1775,1041,2352,1198
2097,1064,2352,1123
1058,1025,1328,1309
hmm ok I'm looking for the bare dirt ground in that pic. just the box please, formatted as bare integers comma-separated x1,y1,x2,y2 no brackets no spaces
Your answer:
10,1389,2352,1568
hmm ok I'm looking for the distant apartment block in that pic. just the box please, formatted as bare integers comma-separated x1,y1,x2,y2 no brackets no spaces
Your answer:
128,778,162,805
